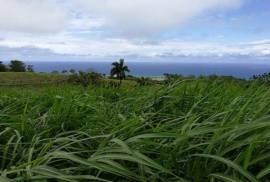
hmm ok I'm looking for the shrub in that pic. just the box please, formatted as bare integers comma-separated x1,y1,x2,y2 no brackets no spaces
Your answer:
68,71,103,87
136,77,153,86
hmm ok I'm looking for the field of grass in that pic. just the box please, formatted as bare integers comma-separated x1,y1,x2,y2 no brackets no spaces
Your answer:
1,76,270,181
0,72,67,86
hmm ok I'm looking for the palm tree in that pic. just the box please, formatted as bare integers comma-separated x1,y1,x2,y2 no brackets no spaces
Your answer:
110,59,130,84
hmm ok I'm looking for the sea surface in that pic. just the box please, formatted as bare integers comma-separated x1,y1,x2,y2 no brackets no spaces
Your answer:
26,61,270,79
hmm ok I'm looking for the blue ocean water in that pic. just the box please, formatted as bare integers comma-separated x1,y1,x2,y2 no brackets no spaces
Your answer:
27,61,270,79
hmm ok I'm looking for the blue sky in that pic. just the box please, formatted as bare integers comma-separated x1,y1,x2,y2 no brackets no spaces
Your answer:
0,0,269,63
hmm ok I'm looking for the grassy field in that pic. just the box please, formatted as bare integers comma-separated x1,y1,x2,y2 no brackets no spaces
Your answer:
0,72,67,86
0,75,270,181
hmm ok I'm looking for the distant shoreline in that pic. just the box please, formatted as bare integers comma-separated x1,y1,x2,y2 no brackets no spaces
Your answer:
17,61,270,79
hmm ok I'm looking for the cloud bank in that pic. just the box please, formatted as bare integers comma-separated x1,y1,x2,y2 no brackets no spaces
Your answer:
1,34,269,59
0,0,269,63
0,0,67,33
76,0,243,34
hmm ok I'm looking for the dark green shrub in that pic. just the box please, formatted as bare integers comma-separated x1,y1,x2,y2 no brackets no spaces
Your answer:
0,61,7,72
68,71,103,87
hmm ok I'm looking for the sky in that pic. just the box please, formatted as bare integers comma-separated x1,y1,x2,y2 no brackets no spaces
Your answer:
0,0,269,63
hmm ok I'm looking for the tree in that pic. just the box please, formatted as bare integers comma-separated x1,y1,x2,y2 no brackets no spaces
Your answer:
27,65,34,72
110,59,130,84
0,61,7,72
9,60,26,72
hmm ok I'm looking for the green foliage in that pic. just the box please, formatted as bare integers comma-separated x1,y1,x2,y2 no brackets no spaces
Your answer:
136,77,154,86
0,77,270,181
0,61,7,72
0,72,67,86
163,73,183,84
68,71,103,87
9,60,26,72
253,73,270,84
110,59,130,83
0,61,34,73
106,80,121,88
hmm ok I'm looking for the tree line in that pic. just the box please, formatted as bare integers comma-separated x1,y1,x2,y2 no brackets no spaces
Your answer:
0,60,34,72
0,59,130,82
68,59,130,87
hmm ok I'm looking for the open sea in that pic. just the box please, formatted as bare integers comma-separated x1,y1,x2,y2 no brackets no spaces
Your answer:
26,61,270,79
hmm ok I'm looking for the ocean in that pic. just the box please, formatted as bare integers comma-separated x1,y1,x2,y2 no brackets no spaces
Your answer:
26,61,270,79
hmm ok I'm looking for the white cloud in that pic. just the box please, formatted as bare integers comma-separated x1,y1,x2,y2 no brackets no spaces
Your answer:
0,0,244,35
75,0,243,35
0,0,67,33
69,17,106,31
0,31,269,59
1,0,269,62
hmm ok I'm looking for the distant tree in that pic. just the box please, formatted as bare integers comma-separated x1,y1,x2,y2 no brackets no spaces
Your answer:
62,70,68,74
69,69,76,74
0,61,7,72
110,59,130,84
26,65,34,72
9,60,26,72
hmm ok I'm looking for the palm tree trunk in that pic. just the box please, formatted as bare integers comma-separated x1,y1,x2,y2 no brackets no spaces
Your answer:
119,78,122,85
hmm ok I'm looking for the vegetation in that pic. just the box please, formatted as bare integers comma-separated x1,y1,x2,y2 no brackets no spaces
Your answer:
0,72,67,86
0,61,7,72
0,73,270,181
252,73,270,84
136,77,155,86
26,65,34,72
163,73,183,84
9,60,27,72
0,60,34,72
68,71,103,87
110,59,130,84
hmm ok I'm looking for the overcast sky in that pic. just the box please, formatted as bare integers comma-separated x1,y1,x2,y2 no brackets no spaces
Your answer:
0,0,269,62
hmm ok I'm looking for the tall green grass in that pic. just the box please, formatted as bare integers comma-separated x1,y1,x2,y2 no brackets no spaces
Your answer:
1,78,270,181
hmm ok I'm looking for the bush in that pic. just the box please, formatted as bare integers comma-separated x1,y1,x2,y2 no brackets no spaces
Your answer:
68,71,103,87
136,77,153,86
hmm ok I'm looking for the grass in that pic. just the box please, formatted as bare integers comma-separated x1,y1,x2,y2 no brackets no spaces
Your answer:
0,76,270,181
0,72,67,86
